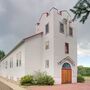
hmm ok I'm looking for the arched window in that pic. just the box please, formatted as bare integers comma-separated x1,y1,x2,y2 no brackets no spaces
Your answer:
62,63,71,69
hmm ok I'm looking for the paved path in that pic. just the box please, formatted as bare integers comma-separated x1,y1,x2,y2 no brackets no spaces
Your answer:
0,77,26,90
27,83,90,90
0,76,90,90
0,81,13,90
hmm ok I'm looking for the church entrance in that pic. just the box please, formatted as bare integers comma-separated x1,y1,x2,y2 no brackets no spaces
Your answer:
62,63,72,84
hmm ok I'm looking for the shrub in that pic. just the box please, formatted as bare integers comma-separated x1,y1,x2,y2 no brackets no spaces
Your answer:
20,75,34,85
34,72,54,85
20,72,55,86
77,75,85,83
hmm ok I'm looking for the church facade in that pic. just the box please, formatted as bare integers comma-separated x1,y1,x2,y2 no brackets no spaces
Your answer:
0,7,77,84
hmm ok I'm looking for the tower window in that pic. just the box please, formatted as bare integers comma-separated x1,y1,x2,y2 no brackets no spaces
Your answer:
65,43,69,54
45,41,49,50
60,22,64,34
45,23,49,34
69,27,73,36
45,60,49,68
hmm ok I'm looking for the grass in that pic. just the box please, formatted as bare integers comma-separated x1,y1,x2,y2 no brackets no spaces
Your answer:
84,76,90,83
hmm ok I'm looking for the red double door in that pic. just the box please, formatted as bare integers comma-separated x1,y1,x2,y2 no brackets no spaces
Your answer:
62,69,72,84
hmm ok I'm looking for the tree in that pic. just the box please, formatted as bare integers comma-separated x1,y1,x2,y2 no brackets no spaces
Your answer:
78,66,90,76
70,0,90,23
0,50,5,60
78,66,86,75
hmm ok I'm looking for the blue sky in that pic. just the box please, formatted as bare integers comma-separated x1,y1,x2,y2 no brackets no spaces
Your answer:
78,55,90,67
0,0,90,67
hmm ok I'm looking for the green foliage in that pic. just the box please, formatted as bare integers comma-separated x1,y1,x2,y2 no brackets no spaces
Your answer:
20,72,55,86
77,74,85,83
20,75,34,85
78,66,86,76
85,67,90,76
70,0,90,23
78,66,90,76
0,50,5,60
34,71,54,85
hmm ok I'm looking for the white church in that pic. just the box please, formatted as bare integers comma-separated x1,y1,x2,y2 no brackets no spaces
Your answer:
0,7,77,84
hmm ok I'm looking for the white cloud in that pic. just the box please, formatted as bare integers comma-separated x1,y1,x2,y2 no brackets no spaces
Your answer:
78,43,90,56
0,0,89,55
0,6,6,13
0,1,6,15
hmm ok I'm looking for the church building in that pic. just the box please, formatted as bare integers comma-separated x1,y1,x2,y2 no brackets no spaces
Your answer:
0,7,77,84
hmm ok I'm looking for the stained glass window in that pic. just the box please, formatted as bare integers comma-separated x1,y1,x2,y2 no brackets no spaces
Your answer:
62,63,71,69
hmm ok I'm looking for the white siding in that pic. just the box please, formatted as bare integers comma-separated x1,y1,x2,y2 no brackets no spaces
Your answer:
25,34,43,75
0,44,26,81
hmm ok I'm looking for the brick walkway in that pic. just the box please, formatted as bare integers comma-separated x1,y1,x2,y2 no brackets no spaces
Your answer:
27,83,90,90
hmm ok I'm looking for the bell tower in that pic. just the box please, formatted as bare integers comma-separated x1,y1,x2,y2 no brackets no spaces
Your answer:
36,7,77,84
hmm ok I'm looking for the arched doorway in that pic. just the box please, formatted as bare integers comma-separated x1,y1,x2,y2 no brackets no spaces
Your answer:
62,63,72,84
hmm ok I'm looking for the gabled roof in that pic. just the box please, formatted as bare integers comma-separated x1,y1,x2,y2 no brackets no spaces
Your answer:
38,7,72,23
1,32,43,61
38,7,58,22
58,56,75,66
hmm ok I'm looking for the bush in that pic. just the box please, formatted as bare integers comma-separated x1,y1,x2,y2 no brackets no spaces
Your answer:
20,72,55,86
20,75,34,85
77,75,85,83
34,72,54,85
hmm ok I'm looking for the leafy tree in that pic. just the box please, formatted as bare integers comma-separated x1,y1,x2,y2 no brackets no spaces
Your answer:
78,66,90,76
78,66,86,75
70,0,90,23
85,67,90,76
0,50,5,60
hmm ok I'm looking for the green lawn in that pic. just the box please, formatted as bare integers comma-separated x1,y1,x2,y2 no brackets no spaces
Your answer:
84,76,90,83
